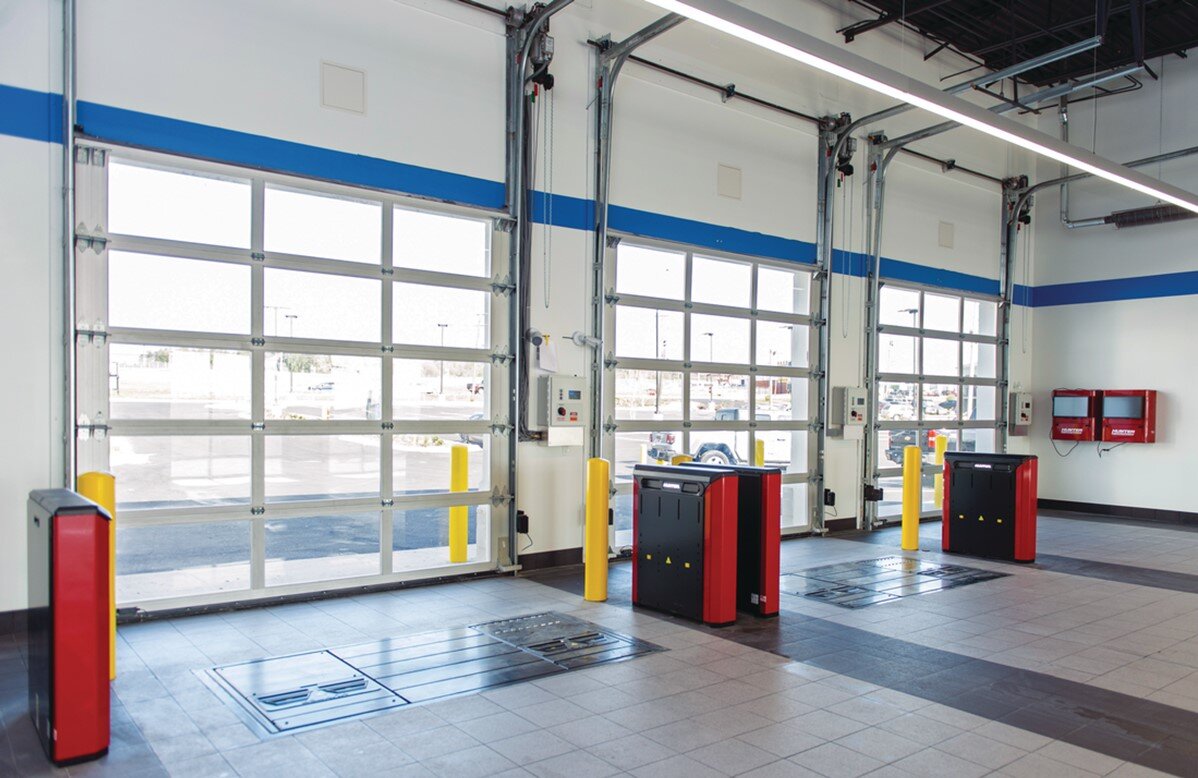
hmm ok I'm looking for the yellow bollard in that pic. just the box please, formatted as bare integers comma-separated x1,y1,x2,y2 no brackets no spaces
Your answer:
901,445,921,551
932,434,948,508
755,438,766,467
670,454,693,465
584,458,610,602
76,471,116,681
448,445,469,563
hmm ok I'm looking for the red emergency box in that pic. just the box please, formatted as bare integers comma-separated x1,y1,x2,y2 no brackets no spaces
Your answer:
680,463,781,618
27,489,111,766
1101,390,1157,443
943,453,1038,562
632,464,738,627
1051,389,1101,441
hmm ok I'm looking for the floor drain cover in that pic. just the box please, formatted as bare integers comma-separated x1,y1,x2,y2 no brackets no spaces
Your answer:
204,612,663,735
782,556,1007,608
473,612,659,669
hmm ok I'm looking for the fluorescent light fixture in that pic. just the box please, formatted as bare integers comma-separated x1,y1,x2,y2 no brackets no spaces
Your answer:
641,0,1198,214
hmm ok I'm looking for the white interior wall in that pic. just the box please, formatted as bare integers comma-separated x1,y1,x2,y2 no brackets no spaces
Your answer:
1,0,1038,611
1028,56,1198,512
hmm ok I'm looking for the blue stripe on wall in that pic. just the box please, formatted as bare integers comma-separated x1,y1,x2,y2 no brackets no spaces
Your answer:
76,101,507,210
0,84,62,144
7,85,1127,307
1032,270,1198,307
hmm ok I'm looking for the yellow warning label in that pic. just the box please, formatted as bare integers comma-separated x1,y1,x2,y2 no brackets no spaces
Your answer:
684,562,691,569
666,556,672,565
646,553,652,560
996,518,1003,524
979,515,985,521
958,514,965,520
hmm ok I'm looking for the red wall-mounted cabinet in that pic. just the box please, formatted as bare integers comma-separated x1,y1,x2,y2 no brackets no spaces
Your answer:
1051,389,1101,441
1101,390,1157,443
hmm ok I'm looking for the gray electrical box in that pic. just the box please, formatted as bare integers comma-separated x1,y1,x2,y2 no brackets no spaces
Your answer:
831,387,867,440
538,375,585,447
1009,392,1032,436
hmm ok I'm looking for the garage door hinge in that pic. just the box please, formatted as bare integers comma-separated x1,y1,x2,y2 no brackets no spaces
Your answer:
251,252,265,262
603,419,618,434
491,275,515,296
251,337,266,347
380,267,394,276
75,324,108,345
251,507,266,516
491,487,513,506
682,421,693,428
75,417,110,439
603,355,618,369
76,146,106,166
381,499,394,507
604,291,620,305
74,233,108,253
381,345,395,353
491,418,514,436
490,348,513,364
251,422,266,431
606,235,621,249
381,422,394,430
494,217,516,234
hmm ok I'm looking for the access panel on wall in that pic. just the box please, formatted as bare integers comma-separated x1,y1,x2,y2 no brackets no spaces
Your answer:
73,147,510,610
603,240,815,549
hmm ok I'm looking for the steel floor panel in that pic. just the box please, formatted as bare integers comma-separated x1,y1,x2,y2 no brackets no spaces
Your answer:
781,556,1008,609
203,611,663,735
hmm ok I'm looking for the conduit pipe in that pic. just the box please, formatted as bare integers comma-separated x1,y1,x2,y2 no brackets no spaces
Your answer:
63,0,77,487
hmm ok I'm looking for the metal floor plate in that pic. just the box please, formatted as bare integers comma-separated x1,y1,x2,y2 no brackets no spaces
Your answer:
781,556,1008,609
204,612,661,735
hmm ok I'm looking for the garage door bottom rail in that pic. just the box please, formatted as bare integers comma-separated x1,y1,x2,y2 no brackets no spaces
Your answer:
200,612,662,735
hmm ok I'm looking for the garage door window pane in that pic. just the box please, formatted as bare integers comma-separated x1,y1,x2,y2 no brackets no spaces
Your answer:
923,384,960,422
690,429,750,465
616,430,683,481
690,373,749,419
394,208,489,277
922,338,959,377
756,376,806,421
964,299,998,336
923,294,960,333
692,255,751,308
116,520,250,604
616,244,685,300
758,266,810,315
111,436,251,509
963,342,997,379
615,306,683,360
879,334,918,374
880,287,920,327
393,505,489,570
393,283,489,349
266,354,382,421
757,321,807,368
879,382,917,421
265,187,381,264
782,483,809,530
394,360,488,420
265,269,380,342
393,435,489,494
615,370,683,420
691,314,750,364
108,160,250,248
962,385,997,421
963,428,997,454
265,513,380,586
757,430,807,473
109,252,250,334
109,345,250,421
265,435,380,502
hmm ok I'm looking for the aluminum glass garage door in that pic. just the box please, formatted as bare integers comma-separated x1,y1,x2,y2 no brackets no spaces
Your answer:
73,147,511,609
603,239,815,548
874,283,1000,519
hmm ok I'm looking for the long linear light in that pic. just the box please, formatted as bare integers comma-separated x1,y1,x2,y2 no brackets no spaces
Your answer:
641,0,1198,214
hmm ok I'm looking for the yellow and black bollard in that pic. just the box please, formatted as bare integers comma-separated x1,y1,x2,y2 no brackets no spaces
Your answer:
901,445,921,552
76,471,116,681
448,445,469,563
584,458,610,602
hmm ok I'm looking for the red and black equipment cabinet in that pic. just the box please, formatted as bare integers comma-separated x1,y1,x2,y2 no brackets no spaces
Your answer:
942,453,1038,563
1051,389,1101,441
632,464,738,626
27,489,111,766
1101,390,1157,443
679,463,781,618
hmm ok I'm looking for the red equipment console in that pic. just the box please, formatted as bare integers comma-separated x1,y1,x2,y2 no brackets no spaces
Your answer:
1101,390,1157,443
943,453,1038,563
27,489,111,766
680,463,781,618
1051,389,1101,441
632,464,738,627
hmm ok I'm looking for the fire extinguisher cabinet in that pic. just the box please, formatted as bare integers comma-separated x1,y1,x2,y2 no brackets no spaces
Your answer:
27,489,111,766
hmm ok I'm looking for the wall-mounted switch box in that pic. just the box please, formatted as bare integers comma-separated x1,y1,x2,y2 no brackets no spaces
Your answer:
831,387,867,440
1009,392,1032,436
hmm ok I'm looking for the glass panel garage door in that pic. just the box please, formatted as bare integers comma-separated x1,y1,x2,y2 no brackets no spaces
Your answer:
875,283,999,519
604,241,814,549
73,148,509,609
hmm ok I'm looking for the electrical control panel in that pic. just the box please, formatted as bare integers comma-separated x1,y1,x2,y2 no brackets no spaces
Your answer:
1008,392,1033,436
539,375,585,428
831,387,867,440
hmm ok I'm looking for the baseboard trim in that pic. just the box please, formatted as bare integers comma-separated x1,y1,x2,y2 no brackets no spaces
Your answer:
0,609,27,635
1039,499,1198,527
519,547,583,571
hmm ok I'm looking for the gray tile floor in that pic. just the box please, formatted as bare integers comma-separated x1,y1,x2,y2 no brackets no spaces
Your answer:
3,513,1198,777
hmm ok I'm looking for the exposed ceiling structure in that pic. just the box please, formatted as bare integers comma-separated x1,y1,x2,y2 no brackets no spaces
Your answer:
841,0,1198,86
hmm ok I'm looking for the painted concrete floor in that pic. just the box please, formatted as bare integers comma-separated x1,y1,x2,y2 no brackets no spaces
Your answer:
3,513,1198,777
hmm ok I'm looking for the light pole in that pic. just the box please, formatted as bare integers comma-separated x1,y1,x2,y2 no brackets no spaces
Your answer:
702,332,714,405
437,323,449,395
285,313,298,338
265,305,289,337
